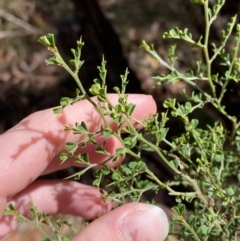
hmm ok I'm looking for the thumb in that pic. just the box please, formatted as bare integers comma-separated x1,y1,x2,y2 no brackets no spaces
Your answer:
73,202,169,241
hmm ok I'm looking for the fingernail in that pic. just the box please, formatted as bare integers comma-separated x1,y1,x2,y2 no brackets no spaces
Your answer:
121,204,169,241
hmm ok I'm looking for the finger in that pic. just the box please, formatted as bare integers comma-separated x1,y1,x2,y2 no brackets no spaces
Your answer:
43,134,124,175
0,180,112,239
0,94,156,209
72,202,169,241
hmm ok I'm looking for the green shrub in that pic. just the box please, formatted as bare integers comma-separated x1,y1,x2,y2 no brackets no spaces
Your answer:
5,0,240,240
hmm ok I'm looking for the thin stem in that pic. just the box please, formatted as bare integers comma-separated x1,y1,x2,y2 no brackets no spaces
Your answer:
104,96,180,173
211,100,238,143
147,167,222,231
143,140,176,171
145,48,174,71
29,220,49,239
149,162,224,233
210,15,237,64
64,163,97,179
183,175,222,231
217,154,224,181
111,186,158,203
145,169,196,197
181,217,202,241
163,138,195,166
218,23,239,104
54,51,110,129
205,169,225,198
203,0,216,98
0,9,41,33
179,75,210,98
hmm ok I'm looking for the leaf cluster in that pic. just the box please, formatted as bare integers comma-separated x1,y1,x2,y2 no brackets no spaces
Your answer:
4,202,76,241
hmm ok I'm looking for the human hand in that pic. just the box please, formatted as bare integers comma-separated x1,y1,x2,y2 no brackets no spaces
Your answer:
0,94,169,241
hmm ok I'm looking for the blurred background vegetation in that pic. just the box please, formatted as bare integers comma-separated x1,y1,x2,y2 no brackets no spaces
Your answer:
1,0,239,240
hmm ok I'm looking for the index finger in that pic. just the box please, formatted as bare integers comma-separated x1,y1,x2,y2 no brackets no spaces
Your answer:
0,94,156,213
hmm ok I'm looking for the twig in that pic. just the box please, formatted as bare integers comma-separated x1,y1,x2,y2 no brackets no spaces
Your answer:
0,8,42,34
0,30,39,39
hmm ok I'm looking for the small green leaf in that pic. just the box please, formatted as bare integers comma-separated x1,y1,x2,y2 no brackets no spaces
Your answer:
102,165,110,175
38,35,51,47
196,158,203,165
93,169,101,178
71,48,77,58
63,220,77,232
177,203,185,216
29,201,38,216
116,148,125,157
169,160,177,170
226,187,234,196
60,97,72,107
214,154,222,162
56,219,63,228
62,236,72,241
137,161,147,171
76,122,88,134
185,194,195,203
112,171,121,181
126,103,136,116
4,209,15,216
110,113,122,123
185,102,192,111
163,98,176,108
225,155,233,163
96,146,108,155
200,224,209,235
89,83,101,95
60,153,69,163
188,215,196,226
45,57,59,65
236,129,240,136
53,106,62,114
129,161,138,170
77,153,89,163
46,33,56,47
36,212,43,221
113,86,120,94
93,179,100,187
7,203,17,211
65,142,76,151
38,34,57,50
122,166,132,175
77,38,84,50
172,206,180,216
123,137,137,149
103,130,112,139
115,104,125,113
